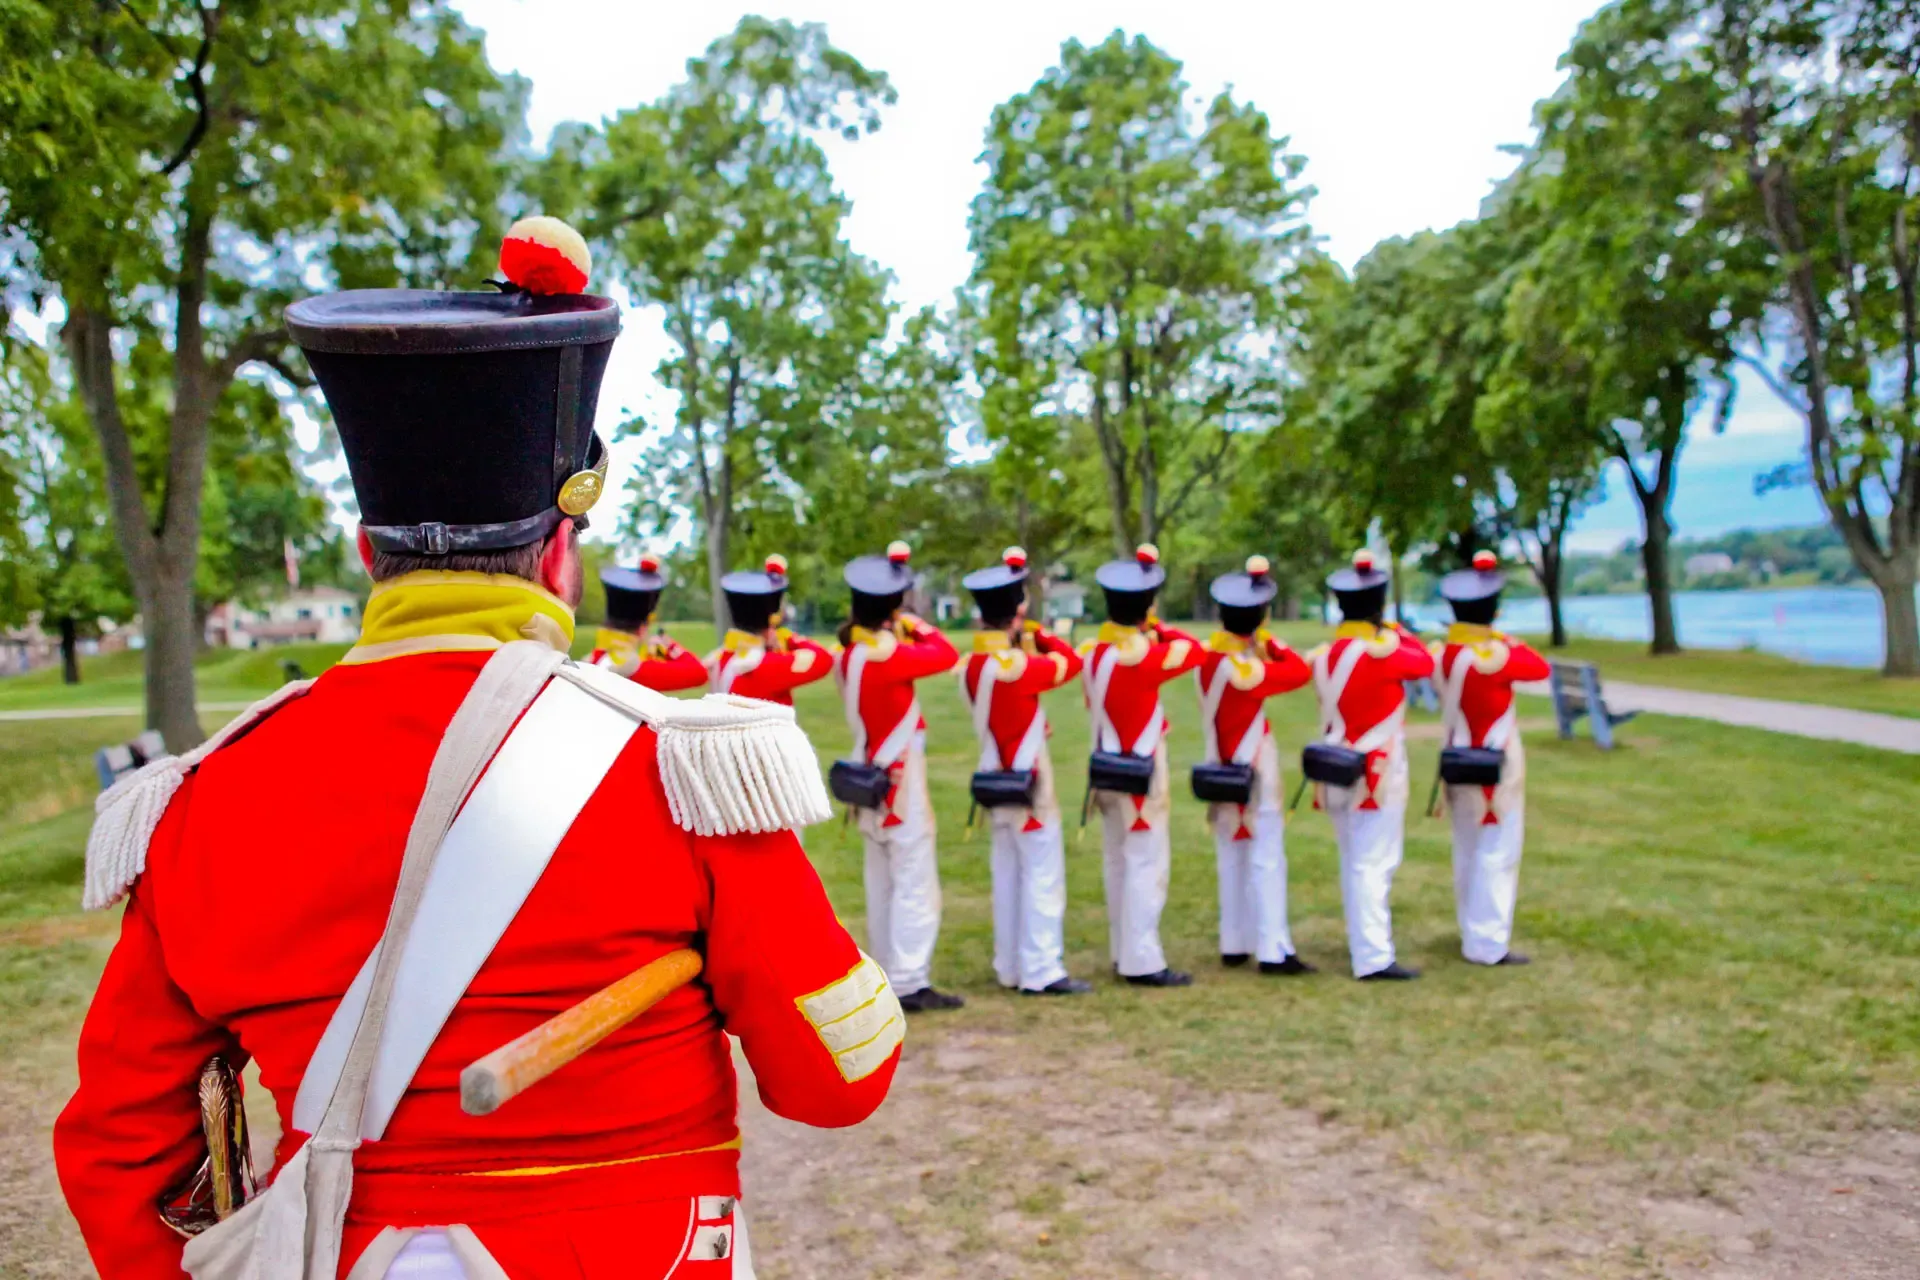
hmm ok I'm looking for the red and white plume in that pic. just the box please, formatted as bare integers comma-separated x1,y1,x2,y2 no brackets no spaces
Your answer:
499,216,591,296
1245,554,1270,578
887,540,912,564
1135,543,1160,566
765,553,789,576
1472,550,1498,571
1003,545,1028,570
1352,549,1376,572
639,553,661,573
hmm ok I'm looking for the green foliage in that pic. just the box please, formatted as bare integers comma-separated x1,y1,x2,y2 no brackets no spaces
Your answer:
965,31,1312,559
547,17,896,629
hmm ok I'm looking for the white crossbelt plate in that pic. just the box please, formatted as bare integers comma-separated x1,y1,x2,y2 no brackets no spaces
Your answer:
292,676,640,1140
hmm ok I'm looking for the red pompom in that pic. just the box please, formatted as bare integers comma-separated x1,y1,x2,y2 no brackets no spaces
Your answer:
1472,550,1498,571
1352,550,1376,572
499,216,590,295
887,540,912,565
1136,542,1160,566
1004,545,1028,570
639,553,661,573
765,553,789,576
1246,554,1271,578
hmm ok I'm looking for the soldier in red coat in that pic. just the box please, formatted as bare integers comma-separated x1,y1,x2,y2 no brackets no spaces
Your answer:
834,543,963,1012
589,557,707,692
1195,556,1315,975
1433,551,1552,967
958,548,1090,996
706,555,833,706
1081,545,1205,987
1307,550,1435,980
54,218,900,1280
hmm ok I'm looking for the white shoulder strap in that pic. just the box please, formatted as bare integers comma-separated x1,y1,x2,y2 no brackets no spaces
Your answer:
840,644,870,760
1198,658,1232,763
1086,646,1122,753
292,671,633,1140
1441,647,1475,747
1313,639,1369,744
964,657,998,770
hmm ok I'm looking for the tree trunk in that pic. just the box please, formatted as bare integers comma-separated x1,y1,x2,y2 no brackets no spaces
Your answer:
143,563,204,750
1545,581,1568,649
1641,504,1679,655
1879,564,1920,677
58,617,81,685
703,505,729,639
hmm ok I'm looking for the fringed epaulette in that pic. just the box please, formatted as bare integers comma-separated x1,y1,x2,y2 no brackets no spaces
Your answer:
83,681,314,911
554,663,831,837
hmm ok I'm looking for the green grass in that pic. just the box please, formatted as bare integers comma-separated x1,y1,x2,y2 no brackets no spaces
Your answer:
2,619,1914,1174
1547,637,1920,719
0,643,353,712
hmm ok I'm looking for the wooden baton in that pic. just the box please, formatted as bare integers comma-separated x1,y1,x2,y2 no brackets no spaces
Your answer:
460,948,704,1117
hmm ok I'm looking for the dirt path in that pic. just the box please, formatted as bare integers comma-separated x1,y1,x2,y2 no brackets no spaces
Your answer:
6,1015,1913,1277
739,1024,1920,1280
1518,679,1920,753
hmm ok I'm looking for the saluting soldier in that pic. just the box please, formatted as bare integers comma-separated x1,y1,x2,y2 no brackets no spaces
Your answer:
1433,550,1551,967
590,555,707,691
1081,544,1204,987
836,542,963,1012
1197,556,1315,975
706,553,833,706
1308,550,1436,981
55,217,901,1279
959,547,1090,996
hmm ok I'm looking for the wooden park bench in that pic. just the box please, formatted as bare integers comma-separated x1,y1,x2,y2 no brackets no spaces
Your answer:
1547,660,1638,749
94,729,166,790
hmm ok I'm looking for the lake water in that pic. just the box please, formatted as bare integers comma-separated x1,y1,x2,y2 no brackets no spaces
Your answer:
1486,585,1913,669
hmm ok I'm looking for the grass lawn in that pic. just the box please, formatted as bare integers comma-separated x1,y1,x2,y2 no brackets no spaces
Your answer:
1,618,1913,1234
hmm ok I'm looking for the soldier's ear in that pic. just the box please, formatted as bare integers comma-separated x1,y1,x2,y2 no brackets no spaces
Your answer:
539,522,584,608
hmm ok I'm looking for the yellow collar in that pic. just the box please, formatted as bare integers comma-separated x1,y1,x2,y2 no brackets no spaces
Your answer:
1207,630,1257,653
340,571,575,665
972,630,1013,654
1447,622,1497,644
723,628,765,653
1335,621,1387,641
1096,621,1147,646
848,625,889,648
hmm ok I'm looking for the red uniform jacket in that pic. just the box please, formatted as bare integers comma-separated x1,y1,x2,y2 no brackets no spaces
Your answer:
54,574,898,1279
1316,622,1435,808
836,620,958,825
1196,631,1312,764
959,629,1083,768
706,629,833,706
1435,625,1551,822
588,626,708,692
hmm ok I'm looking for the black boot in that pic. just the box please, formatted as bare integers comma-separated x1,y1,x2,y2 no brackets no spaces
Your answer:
1220,953,1251,968
1358,962,1420,981
898,986,966,1012
1123,968,1193,988
1021,977,1093,996
1259,955,1316,976
1493,952,1531,966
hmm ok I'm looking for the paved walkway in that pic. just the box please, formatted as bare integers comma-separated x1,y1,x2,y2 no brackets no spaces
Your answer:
0,701,255,722
1519,680,1920,754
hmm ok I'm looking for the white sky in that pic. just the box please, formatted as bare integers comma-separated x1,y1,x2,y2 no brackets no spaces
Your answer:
435,0,1809,554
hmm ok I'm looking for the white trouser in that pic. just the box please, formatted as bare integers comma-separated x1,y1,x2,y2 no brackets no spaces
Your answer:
1449,794,1525,964
1095,748,1171,978
990,815,1069,990
381,1211,757,1277
1213,805,1294,963
1326,794,1405,977
859,734,941,994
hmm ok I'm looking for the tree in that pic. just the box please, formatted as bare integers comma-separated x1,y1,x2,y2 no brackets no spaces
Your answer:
550,17,895,635
1589,0,1920,676
1,0,526,747
1527,23,1770,654
0,327,133,682
967,31,1312,559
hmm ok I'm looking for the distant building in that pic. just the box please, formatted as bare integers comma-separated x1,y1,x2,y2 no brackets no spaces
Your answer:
1044,580,1087,621
1684,552,1737,578
208,586,361,649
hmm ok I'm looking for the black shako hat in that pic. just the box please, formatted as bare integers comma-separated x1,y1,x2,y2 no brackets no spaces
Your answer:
1095,544,1166,600
1326,549,1391,618
1439,550,1506,604
721,554,791,631
601,556,665,628
285,217,620,557
1209,555,1279,610
962,547,1031,622
844,541,917,599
